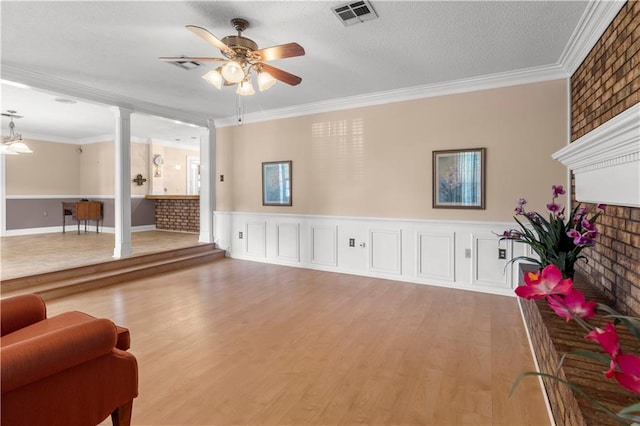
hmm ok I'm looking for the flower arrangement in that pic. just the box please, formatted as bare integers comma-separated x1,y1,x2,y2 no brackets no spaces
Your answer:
512,264,640,423
500,184,605,279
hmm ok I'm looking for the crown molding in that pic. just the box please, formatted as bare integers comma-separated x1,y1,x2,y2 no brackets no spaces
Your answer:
558,0,625,76
215,63,568,127
1,64,211,127
552,103,640,207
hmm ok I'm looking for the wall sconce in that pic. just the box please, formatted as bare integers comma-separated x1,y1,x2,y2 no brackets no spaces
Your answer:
133,174,147,186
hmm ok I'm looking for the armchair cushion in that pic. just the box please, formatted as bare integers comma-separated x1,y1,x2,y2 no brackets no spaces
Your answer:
1,318,117,392
1,293,46,336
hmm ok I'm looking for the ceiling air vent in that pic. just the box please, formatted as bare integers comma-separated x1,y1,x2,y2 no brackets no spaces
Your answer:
332,1,378,26
167,57,202,70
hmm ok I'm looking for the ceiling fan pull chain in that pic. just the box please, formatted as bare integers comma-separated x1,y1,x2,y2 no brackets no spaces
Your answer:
236,93,245,125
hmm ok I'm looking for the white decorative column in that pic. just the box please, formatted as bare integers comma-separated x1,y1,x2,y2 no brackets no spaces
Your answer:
0,154,6,236
112,106,134,258
199,119,216,243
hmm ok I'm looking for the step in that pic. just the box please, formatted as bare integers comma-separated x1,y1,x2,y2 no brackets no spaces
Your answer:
1,245,225,301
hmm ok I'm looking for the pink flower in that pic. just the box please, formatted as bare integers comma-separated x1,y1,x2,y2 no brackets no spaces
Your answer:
596,203,606,213
515,265,573,300
614,354,640,394
552,185,565,198
547,203,561,213
586,323,620,377
547,289,596,322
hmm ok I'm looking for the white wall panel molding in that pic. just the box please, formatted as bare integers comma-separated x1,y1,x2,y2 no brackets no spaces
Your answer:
471,233,511,289
215,211,517,296
368,228,402,275
310,225,337,267
416,231,455,282
276,222,300,263
246,221,267,259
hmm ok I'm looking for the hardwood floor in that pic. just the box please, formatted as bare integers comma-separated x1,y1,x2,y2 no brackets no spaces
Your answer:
0,231,200,280
44,259,550,425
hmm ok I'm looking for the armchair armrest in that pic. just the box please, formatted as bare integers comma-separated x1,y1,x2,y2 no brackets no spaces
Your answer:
1,294,47,336
1,318,118,392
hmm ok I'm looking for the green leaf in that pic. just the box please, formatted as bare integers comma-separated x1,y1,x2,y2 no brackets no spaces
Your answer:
510,371,626,423
619,402,640,415
598,303,640,340
568,349,612,365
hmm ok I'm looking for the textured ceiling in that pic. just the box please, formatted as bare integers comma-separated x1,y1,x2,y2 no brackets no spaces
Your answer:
1,1,589,144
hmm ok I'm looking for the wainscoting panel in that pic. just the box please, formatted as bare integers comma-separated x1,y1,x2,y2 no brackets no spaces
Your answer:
246,221,267,259
276,223,300,263
310,225,337,266
215,211,518,296
417,231,455,282
369,229,402,275
472,233,511,289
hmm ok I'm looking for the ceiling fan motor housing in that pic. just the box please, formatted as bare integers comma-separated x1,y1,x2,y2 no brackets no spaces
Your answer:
220,35,258,55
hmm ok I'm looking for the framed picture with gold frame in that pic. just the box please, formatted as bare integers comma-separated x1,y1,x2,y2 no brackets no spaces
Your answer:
433,148,485,209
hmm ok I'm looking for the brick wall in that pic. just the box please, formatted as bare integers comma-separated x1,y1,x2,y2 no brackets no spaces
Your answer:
155,199,199,233
570,1,640,316
520,277,637,426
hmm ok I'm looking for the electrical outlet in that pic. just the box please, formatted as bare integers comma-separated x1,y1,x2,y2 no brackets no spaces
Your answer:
349,238,355,247
220,175,224,182
498,248,507,259
465,249,471,258
238,231,243,239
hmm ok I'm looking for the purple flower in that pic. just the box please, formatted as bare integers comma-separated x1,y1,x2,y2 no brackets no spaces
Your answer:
517,198,527,206
552,185,565,198
547,203,561,213
597,203,607,213
567,229,581,243
515,206,524,215
581,219,597,232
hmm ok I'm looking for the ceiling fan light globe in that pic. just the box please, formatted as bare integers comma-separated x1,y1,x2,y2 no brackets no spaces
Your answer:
236,80,255,96
9,141,32,154
258,71,276,91
0,144,18,155
221,61,245,84
202,69,223,90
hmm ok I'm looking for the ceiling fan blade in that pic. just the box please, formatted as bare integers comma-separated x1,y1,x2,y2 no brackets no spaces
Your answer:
159,56,226,62
186,25,234,56
253,43,305,62
259,63,302,86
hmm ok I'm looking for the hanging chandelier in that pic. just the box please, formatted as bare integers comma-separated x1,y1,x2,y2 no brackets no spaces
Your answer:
1,110,32,155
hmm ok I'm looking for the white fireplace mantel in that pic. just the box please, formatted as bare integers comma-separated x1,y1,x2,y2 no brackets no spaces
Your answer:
553,103,640,207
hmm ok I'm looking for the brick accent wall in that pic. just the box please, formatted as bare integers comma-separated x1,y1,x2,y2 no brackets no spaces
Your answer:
520,277,637,426
570,1,640,316
155,199,199,233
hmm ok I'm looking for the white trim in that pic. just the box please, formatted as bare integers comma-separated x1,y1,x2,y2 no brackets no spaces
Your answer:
4,224,156,236
5,194,148,199
558,0,626,76
215,64,567,127
552,104,640,207
216,211,517,297
517,299,557,426
552,104,640,171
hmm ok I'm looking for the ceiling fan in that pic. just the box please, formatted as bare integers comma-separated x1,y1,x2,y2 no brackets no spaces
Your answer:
1,110,32,155
160,18,305,96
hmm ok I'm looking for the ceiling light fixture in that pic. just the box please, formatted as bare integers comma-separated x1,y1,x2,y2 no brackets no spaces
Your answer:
164,18,305,99
1,110,32,155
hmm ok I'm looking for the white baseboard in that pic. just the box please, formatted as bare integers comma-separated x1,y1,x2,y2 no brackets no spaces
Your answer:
5,224,156,236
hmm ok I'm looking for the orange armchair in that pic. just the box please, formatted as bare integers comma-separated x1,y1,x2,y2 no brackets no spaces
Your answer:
1,294,138,426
